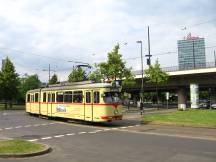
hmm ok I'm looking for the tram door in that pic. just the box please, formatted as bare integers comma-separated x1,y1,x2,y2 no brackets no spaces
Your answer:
47,93,53,116
84,91,93,121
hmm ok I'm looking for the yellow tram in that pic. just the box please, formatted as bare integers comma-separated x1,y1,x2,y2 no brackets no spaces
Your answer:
25,81,123,122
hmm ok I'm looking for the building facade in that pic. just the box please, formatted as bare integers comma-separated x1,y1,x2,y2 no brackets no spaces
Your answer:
178,33,206,70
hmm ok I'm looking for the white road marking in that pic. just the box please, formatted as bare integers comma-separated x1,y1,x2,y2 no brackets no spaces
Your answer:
135,125,140,127
28,139,38,142
41,123,47,126
94,130,103,132
103,129,111,131
66,133,75,136
5,127,13,130
15,126,23,128
89,131,97,134
111,128,118,130
41,137,52,140
128,126,134,128
120,127,127,129
33,124,40,127
78,132,87,134
54,135,65,138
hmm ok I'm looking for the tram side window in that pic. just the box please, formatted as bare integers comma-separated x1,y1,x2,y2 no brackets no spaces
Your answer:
48,94,52,102
31,94,34,102
86,92,91,103
57,92,64,102
52,93,55,102
94,91,100,103
35,93,39,102
64,91,72,103
27,94,30,102
73,91,83,103
43,93,46,102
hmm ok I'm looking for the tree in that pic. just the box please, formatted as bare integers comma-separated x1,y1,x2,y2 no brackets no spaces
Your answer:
88,64,103,83
68,67,86,82
0,57,19,108
18,74,41,102
89,44,134,85
49,74,58,85
144,60,169,109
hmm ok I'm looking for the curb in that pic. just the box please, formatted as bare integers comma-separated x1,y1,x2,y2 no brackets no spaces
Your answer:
0,143,52,158
141,121,216,129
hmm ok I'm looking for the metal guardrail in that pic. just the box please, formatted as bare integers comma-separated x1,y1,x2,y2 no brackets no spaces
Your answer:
133,61,216,75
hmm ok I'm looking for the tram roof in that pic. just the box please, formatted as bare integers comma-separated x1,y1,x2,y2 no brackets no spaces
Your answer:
27,82,120,93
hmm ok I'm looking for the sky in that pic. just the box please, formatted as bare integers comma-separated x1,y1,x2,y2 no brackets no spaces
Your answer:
0,0,215,82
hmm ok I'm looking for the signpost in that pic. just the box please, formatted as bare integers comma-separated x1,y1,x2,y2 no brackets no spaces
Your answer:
166,92,169,109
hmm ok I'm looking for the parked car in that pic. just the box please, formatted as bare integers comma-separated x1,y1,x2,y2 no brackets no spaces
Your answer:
199,100,210,109
211,103,216,109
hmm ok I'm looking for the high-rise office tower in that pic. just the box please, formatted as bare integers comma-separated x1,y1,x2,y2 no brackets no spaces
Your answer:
178,33,206,70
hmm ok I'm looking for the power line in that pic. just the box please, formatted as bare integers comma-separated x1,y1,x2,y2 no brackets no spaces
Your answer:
124,45,216,61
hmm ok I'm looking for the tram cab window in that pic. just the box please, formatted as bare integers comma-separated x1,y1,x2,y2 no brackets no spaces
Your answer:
27,94,30,102
30,94,34,102
43,93,46,102
64,91,72,103
48,94,52,102
35,93,39,102
86,92,91,103
73,91,83,103
103,92,121,104
94,91,100,103
52,93,55,102
57,92,64,102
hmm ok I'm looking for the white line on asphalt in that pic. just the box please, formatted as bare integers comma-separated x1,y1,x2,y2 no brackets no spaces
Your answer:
49,123,55,125
66,133,75,136
128,126,134,128
103,129,111,131
15,126,23,128
120,127,127,129
89,131,97,134
28,139,38,142
41,137,52,140
111,128,118,130
33,124,40,127
54,135,65,138
94,130,103,132
135,125,140,127
78,132,87,134
5,127,13,130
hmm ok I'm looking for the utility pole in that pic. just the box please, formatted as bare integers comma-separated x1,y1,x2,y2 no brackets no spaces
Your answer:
214,50,216,67
136,40,144,115
43,64,55,84
146,26,152,66
48,64,50,83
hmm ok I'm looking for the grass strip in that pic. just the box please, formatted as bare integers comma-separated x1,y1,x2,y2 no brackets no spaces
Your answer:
0,139,45,154
143,109,216,127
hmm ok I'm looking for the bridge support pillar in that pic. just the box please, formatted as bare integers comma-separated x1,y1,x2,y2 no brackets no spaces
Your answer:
178,87,186,110
190,83,199,109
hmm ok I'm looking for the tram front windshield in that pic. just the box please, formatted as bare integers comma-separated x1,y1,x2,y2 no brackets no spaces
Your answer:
103,92,121,104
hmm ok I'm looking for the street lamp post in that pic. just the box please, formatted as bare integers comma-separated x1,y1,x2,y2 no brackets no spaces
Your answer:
137,40,144,114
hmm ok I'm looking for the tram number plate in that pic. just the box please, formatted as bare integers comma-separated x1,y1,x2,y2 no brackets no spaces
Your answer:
56,104,66,112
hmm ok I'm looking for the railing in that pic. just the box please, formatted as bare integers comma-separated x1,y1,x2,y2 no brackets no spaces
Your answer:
133,61,216,75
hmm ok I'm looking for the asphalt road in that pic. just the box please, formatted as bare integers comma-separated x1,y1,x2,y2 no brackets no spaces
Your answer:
0,110,216,162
